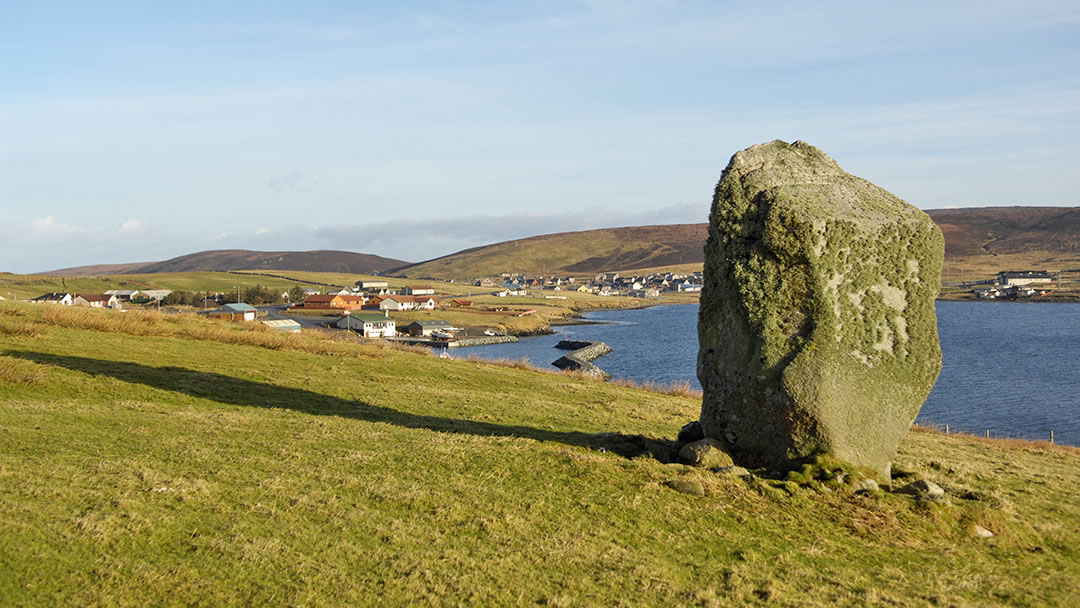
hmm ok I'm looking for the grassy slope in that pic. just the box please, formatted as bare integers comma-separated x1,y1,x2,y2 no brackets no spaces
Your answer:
1,303,1078,606
0,271,699,336
393,225,707,280
1,271,473,302
0,272,307,301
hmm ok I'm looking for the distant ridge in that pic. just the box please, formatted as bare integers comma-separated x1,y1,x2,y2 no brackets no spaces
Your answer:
393,207,1080,279
39,207,1080,278
391,224,707,279
44,250,410,276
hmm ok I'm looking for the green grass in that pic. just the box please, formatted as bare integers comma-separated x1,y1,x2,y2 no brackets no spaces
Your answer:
1,302,1077,606
0,271,308,301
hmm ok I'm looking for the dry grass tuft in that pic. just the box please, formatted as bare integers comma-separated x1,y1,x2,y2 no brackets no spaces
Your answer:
610,377,702,398
458,355,547,373
367,340,432,355
0,355,46,384
9,303,390,360
0,317,43,338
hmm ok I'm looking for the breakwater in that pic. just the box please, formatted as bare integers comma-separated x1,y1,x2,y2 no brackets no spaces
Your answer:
388,335,519,348
552,340,612,379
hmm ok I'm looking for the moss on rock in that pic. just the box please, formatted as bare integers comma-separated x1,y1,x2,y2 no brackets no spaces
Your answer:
697,140,944,477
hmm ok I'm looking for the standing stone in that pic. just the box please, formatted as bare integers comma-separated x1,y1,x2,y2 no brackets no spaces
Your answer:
697,140,943,477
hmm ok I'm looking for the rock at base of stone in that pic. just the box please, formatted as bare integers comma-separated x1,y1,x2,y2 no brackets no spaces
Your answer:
697,140,944,477
677,421,705,445
974,525,994,538
679,438,735,468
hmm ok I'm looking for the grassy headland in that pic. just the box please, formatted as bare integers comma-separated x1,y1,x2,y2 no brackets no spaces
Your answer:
0,271,699,337
1,302,1077,606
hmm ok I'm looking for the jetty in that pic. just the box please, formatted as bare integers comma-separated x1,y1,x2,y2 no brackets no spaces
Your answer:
552,340,612,379
387,335,519,348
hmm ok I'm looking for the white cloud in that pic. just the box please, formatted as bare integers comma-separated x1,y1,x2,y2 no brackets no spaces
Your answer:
117,218,144,233
28,216,84,237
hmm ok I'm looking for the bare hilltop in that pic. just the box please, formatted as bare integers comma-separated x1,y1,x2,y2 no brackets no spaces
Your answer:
40,207,1080,281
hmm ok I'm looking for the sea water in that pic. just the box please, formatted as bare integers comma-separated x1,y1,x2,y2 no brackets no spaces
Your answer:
462,301,1080,446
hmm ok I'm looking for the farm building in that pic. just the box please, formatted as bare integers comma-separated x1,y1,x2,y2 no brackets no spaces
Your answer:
332,312,396,338
262,319,302,333
208,303,257,322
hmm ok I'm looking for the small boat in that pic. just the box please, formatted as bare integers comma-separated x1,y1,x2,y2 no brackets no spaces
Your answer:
431,331,454,340
439,348,453,359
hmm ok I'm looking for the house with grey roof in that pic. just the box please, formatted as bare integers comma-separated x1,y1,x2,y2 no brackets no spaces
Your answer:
207,302,257,321
262,319,302,333
332,311,396,338
402,320,456,338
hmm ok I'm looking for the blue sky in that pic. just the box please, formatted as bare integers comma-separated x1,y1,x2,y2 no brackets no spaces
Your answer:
2,0,1078,273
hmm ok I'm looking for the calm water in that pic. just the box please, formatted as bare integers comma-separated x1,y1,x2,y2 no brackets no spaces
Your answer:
463,302,1080,446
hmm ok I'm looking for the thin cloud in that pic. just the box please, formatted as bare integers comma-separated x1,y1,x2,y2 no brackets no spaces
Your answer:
266,170,316,194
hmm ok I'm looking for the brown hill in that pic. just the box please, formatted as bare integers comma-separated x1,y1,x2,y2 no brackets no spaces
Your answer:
395,207,1080,279
47,250,409,276
926,206,1080,258
40,207,1080,280
391,224,707,279
42,262,156,276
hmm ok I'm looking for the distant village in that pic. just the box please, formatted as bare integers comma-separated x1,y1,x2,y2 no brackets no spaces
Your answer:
15,270,705,342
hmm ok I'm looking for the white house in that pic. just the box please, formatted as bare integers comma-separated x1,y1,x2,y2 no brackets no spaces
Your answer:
73,294,120,308
333,311,396,338
403,286,435,296
378,295,438,311
31,293,73,305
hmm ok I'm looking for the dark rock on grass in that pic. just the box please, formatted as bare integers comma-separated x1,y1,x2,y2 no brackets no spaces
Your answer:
697,140,944,477
712,465,752,478
679,438,735,468
896,479,950,504
590,433,679,463
665,479,705,497
895,479,945,498
853,478,879,494
677,420,705,445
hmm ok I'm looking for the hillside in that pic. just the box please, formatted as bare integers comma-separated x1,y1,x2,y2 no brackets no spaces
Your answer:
392,224,707,279
1,302,1078,606
927,207,1080,278
45,249,409,277
926,207,1080,258
35,207,1080,282
395,207,1080,280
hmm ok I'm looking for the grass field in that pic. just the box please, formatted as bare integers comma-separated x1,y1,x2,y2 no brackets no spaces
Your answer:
0,271,311,301
1,302,1078,606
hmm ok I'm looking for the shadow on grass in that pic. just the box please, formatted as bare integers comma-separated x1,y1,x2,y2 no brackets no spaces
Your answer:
6,350,678,462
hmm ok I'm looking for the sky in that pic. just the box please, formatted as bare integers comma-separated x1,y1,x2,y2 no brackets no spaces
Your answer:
2,0,1078,273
